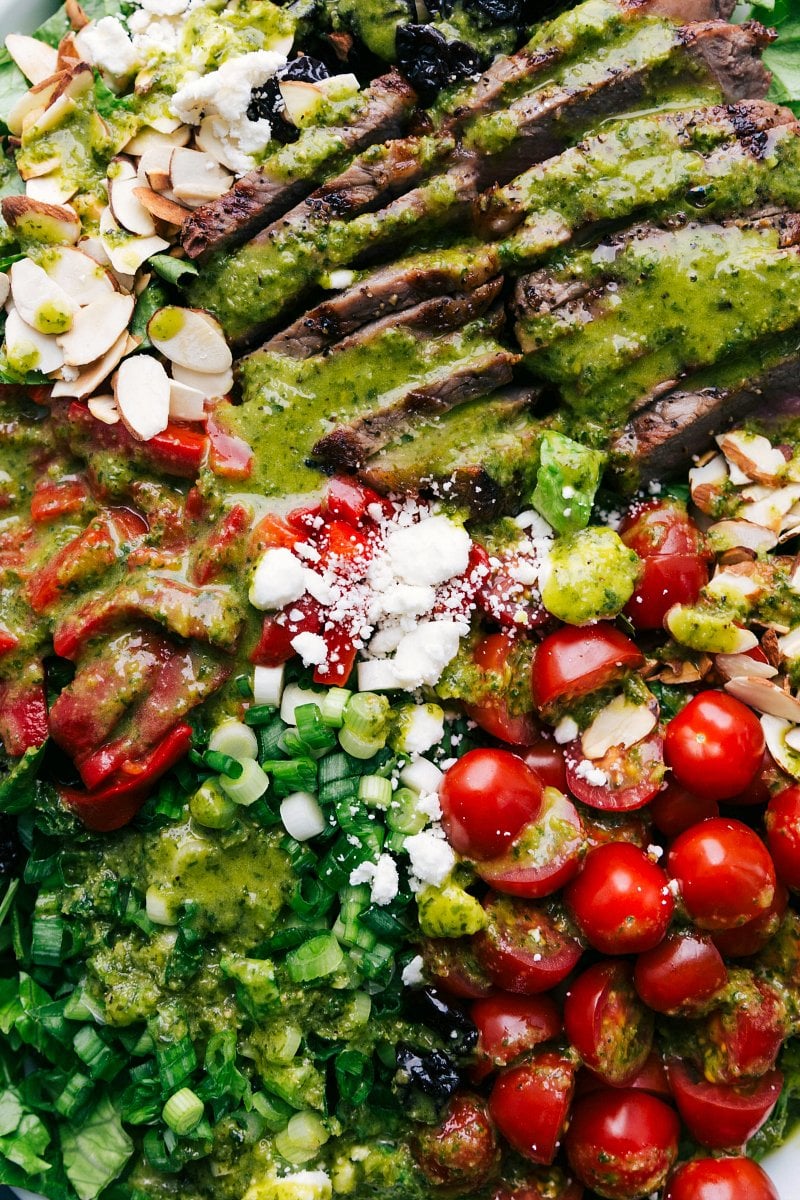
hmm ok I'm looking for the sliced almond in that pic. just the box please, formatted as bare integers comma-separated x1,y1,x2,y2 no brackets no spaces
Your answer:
2,196,80,245
739,485,800,533
171,362,233,400
715,652,778,681
0,274,9,308
195,117,242,173
57,291,134,366
10,257,77,335
168,148,232,206
148,113,186,135
5,34,58,84
18,152,62,181
25,173,78,206
109,174,156,236
50,328,131,398
726,677,800,723
123,125,190,157
689,453,728,514
6,72,61,136
717,430,789,487
132,186,189,225
778,628,800,661
706,568,764,604
4,308,64,374
762,715,800,779
29,64,93,137
580,695,658,761
138,144,175,192
149,307,231,373
87,393,120,424
56,32,82,70
43,246,116,304
665,603,758,655
114,354,171,441
99,206,169,275
279,79,325,127
169,380,206,422
707,519,778,556
65,0,90,31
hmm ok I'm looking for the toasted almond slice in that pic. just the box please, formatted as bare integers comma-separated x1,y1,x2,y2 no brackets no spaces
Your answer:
56,32,82,70
18,153,61,181
0,274,9,308
580,694,658,761
51,328,130,398
171,362,233,400
57,291,134,366
195,117,243,173
6,72,61,136
10,257,77,334
726,677,800,722
43,246,116,304
706,568,764,604
169,380,206,422
132,186,189,225
739,485,800,533
4,308,65,374
666,603,758,655
114,354,170,441
25,173,78,206
279,79,325,127
707,519,778,555
5,34,58,84
99,206,169,274
123,125,190,156
87,393,120,424
718,430,789,487
169,148,232,206
689,453,728,514
763,715,800,778
149,307,231,373
715,652,778,681
778,628,800,660
65,0,90,31
137,144,174,193
109,174,156,236
148,113,185,135
2,196,80,245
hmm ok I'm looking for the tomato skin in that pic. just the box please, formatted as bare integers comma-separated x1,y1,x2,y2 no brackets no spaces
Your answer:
564,960,653,1086
650,779,719,838
698,974,786,1083
523,738,568,791
421,937,494,1000
664,692,765,801
471,994,562,1082
619,499,707,558
634,931,726,1017
625,554,709,630
579,805,652,851
667,817,776,931
489,1050,577,1165
440,749,543,861
564,733,664,811
565,843,674,955
664,1156,779,1200
468,634,539,746
491,1168,584,1200
725,749,776,807
414,1092,500,1193
766,784,800,891
712,881,788,958
531,625,643,713
475,787,583,898
565,1088,680,1200
475,894,583,995
578,1051,671,1101
666,1060,782,1149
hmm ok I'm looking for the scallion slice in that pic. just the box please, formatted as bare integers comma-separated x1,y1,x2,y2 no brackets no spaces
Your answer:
209,720,258,761
320,687,352,728
219,758,270,806
286,932,344,983
343,692,390,740
358,775,392,809
338,727,385,760
295,702,337,753
162,1087,204,1135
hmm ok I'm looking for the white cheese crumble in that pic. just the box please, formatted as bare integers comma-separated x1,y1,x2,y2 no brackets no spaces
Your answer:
78,17,139,77
405,830,456,890
290,632,328,668
401,955,426,987
349,854,400,906
249,547,306,611
573,759,609,787
383,513,471,587
554,716,579,745
391,620,468,690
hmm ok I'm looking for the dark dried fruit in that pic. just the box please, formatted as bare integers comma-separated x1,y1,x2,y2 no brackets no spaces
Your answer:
247,56,331,138
396,24,485,101
406,987,479,1057
396,1043,462,1101
465,0,526,23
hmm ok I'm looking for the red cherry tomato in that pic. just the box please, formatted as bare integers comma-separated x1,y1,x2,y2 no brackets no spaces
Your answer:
421,938,494,1000
492,1167,584,1200
712,881,789,958
766,784,800,891
440,749,543,861
579,805,653,850
413,1093,500,1190
698,974,786,1083
650,779,719,837
564,733,664,811
475,787,583,898
664,1156,779,1200
467,634,540,746
667,817,776,930
634,931,727,1016
489,1050,577,1165
725,749,776,807
625,554,710,630
523,738,568,791
565,843,674,955
471,993,562,1082
531,624,643,714
578,1051,671,1101
666,1060,782,1149
565,1088,680,1200
619,499,707,558
664,692,765,801
475,894,583,995
564,960,653,1086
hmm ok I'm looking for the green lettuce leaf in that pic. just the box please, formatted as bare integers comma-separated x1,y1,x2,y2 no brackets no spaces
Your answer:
61,1094,133,1200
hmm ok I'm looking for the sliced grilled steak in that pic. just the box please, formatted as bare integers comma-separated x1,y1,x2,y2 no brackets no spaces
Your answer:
181,72,417,261
361,388,544,517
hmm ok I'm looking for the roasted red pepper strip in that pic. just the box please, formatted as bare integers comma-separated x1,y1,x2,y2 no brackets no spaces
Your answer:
30,478,90,524
0,676,48,756
66,402,208,480
61,722,193,832
314,626,357,687
25,508,147,614
207,411,254,480
251,595,322,667
191,502,253,585
322,477,392,525
0,630,19,657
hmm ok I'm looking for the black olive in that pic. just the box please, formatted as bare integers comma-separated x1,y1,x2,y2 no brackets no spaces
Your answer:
406,987,479,1057
396,1042,462,1101
464,0,525,24
686,185,712,209
396,24,485,102
282,55,330,84
247,56,331,138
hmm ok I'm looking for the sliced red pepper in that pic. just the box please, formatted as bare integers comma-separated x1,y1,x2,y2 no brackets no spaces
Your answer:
61,722,193,832
250,513,299,555
25,508,147,614
317,518,372,566
251,594,322,667
66,402,208,481
322,477,393,525
207,412,254,480
314,625,357,686
30,478,90,524
0,676,49,756
190,502,253,585
287,504,323,534
0,630,19,657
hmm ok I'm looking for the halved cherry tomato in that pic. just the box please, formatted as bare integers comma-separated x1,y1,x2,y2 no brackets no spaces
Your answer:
725,748,777,807
565,1089,679,1200
712,881,789,958
491,1167,583,1200
650,779,719,837
665,692,765,801
625,555,710,631
467,634,539,747
414,1093,500,1191
564,733,664,811
440,749,543,861
475,894,583,995
0,630,19,657
471,994,562,1082
634,931,727,1016
0,677,48,756
30,477,90,524
578,805,652,850
664,1156,779,1200
421,938,494,1000
697,973,786,1083
473,543,548,632
475,787,583,898
523,738,567,791
489,1050,577,1165
619,499,707,558
564,960,653,1086
565,843,674,955
766,784,800,892
667,817,776,931
578,1051,671,1101
531,624,643,714
666,1060,782,1149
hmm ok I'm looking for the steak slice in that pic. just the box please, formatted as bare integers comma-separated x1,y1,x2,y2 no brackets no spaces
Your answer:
181,72,417,261
260,245,501,358
361,388,544,517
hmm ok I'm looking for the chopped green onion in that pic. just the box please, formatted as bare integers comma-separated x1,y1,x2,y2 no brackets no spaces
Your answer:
338,727,385,760
279,727,315,758
289,876,334,920
352,941,394,981
157,1035,197,1092
320,777,357,809
274,1110,330,1165
203,750,243,778
253,663,284,707
265,757,317,797
280,683,323,726
219,758,270,806
64,981,105,1023
286,932,344,983
209,720,259,761
280,791,326,842
234,673,254,699
386,830,408,855
73,1026,124,1081
335,1049,373,1106
30,913,64,966
386,787,427,835
255,925,310,955
343,692,390,740
54,1071,94,1119
256,714,287,760
360,905,410,943
189,780,238,830
252,1090,295,1132
296,703,337,753
358,775,392,809
337,884,374,950
221,955,279,1007
280,834,318,874
244,704,278,726
320,687,351,728
163,1087,204,1135
318,752,350,786
146,885,180,926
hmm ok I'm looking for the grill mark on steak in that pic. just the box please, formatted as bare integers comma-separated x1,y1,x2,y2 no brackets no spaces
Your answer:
181,71,417,261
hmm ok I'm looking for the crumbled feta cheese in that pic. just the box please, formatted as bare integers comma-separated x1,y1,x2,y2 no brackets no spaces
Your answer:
139,0,190,14
416,791,442,821
383,514,471,587
401,955,426,987
78,17,138,76
391,621,467,689
291,632,328,668
405,830,455,888
573,759,608,786
349,854,399,906
397,706,445,755
554,717,579,745
249,547,306,610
